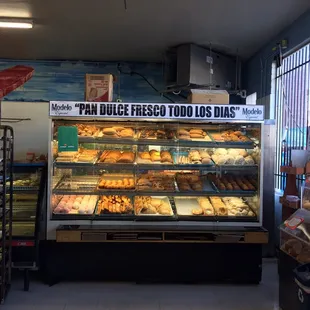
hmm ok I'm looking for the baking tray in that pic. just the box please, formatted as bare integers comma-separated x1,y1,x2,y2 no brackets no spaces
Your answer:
134,196,174,218
207,131,253,145
53,195,99,215
176,176,217,194
209,179,256,195
94,196,134,218
137,129,176,141
174,197,216,221
174,151,215,166
215,198,258,222
97,174,135,191
55,176,99,192
136,177,177,193
136,155,175,165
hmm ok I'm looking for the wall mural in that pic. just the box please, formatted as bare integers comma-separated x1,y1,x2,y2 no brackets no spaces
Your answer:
0,60,179,103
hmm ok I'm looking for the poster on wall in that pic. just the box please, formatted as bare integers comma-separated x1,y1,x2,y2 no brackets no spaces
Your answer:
49,101,264,121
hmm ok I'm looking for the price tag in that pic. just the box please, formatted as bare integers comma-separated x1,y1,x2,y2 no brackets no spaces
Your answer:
285,216,304,230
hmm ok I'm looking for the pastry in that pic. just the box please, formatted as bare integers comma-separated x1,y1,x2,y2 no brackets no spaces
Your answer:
192,207,204,215
151,152,161,162
179,135,191,140
215,148,227,156
227,149,239,157
202,157,212,164
190,129,204,135
244,156,255,165
160,151,173,163
225,155,235,165
234,155,245,165
283,239,303,257
102,128,117,135
139,152,151,160
118,152,135,163
119,128,134,138
178,129,190,136
98,195,133,214
190,134,204,138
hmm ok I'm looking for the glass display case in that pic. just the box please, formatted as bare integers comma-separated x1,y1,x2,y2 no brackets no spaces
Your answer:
47,102,264,240
280,208,310,264
10,164,46,239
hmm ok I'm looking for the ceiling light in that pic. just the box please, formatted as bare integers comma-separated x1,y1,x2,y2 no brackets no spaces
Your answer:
0,18,33,29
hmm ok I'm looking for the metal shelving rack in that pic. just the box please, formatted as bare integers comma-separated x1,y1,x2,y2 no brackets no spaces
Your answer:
0,126,13,303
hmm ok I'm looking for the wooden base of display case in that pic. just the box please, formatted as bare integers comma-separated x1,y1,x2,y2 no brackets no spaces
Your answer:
40,226,267,285
278,250,301,310
55,225,268,244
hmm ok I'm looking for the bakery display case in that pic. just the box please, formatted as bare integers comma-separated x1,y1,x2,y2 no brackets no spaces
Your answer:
280,208,310,264
47,102,265,240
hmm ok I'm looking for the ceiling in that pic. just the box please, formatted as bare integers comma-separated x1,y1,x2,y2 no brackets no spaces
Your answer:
0,0,310,62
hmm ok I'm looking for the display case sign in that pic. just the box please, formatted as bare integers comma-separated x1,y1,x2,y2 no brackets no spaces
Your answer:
50,101,264,121
58,126,78,152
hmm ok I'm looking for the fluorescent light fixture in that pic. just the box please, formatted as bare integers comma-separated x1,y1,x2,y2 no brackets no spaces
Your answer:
0,18,33,29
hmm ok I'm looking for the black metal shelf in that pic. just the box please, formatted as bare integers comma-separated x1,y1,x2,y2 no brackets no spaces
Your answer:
54,162,258,172
52,189,257,197
77,137,255,149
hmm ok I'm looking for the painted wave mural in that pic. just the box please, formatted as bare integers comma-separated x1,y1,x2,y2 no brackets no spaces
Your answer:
0,60,179,103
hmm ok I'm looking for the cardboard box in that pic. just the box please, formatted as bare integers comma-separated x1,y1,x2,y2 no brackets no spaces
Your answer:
85,74,113,102
188,89,229,104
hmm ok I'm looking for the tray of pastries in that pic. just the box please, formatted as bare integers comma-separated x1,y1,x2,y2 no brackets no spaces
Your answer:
138,128,175,140
98,150,135,164
55,151,79,163
221,197,256,217
96,195,133,214
53,195,98,214
177,128,212,141
134,196,173,216
177,149,213,165
75,149,100,163
174,197,215,216
207,173,257,192
136,172,176,192
55,176,99,192
76,124,135,139
96,126,135,139
137,150,174,164
97,175,135,190
281,239,310,263
208,130,251,144
211,148,255,166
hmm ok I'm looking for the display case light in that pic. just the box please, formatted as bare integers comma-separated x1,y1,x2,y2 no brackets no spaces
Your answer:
0,18,33,29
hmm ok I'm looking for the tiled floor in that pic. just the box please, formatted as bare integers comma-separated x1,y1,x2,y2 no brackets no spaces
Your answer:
2,260,279,310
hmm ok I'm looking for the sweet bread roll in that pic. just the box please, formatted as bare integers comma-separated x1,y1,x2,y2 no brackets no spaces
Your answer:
118,152,134,163
151,152,161,162
217,155,227,165
149,149,158,155
139,152,151,160
160,151,173,163
119,128,134,137
192,207,204,215
190,129,203,135
179,135,191,140
151,198,162,207
178,129,190,136
244,155,255,165
190,134,204,138
102,128,117,135
215,148,227,156
235,155,245,165
228,149,239,157
225,155,235,165
202,157,212,164
199,150,210,159
239,149,248,157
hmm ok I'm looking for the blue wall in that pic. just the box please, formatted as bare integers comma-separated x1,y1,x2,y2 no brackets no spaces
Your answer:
245,9,310,99
0,60,178,103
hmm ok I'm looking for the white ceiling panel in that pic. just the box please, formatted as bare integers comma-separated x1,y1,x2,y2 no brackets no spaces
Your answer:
0,0,309,61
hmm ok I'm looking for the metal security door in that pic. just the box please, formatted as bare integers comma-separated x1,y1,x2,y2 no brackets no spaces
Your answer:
275,44,310,191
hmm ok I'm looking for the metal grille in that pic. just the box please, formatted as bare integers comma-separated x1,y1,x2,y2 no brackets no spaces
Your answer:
275,44,310,190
